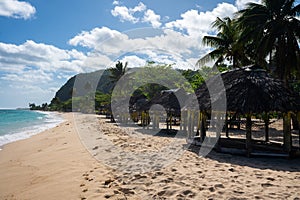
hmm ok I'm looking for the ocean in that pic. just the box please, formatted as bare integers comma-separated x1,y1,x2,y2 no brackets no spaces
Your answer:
0,109,64,149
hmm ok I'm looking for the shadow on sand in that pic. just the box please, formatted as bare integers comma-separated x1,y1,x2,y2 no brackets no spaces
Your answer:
186,144,300,172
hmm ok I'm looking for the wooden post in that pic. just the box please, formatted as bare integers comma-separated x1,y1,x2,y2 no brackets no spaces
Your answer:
283,112,292,153
180,110,183,131
196,111,201,136
184,110,187,132
216,112,221,151
147,111,150,129
157,112,160,129
225,113,229,137
200,112,206,142
246,113,252,156
263,112,269,142
190,110,195,136
237,115,241,130
152,112,155,129
170,113,172,130
297,112,300,147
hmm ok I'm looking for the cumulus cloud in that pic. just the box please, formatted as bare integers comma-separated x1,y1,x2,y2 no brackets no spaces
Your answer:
112,0,120,5
111,2,162,28
119,55,147,68
69,27,127,50
0,0,36,19
0,40,86,74
69,2,243,70
143,9,161,28
111,2,146,23
0,40,113,107
235,0,261,10
165,3,238,37
69,26,201,59
0,39,115,103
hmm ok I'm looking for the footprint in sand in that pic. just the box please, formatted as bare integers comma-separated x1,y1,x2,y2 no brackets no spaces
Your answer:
266,177,275,181
80,183,85,187
261,182,274,187
82,188,88,192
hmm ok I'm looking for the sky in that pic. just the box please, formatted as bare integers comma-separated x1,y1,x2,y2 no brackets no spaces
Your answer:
0,0,269,108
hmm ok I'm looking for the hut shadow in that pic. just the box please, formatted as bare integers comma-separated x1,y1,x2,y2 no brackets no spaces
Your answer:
185,144,300,172
134,128,187,139
227,127,299,147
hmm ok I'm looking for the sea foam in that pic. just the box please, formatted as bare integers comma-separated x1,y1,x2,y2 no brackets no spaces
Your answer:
0,110,64,149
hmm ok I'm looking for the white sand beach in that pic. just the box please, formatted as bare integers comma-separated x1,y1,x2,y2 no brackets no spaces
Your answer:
0,112,300,200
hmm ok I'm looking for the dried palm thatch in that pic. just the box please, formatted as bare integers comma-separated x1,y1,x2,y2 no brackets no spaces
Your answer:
195,65,298,114
140,88,189,116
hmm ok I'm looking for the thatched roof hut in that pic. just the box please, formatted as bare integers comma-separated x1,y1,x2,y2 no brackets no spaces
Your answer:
195,65,297,114
191,65,299,157
141,88,189,116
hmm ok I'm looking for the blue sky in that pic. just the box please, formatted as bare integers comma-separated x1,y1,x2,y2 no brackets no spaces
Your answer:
0,0,288,108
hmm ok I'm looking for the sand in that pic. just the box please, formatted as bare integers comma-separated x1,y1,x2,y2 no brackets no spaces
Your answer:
0,112,300,200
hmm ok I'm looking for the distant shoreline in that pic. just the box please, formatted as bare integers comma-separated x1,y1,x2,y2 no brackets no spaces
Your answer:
0,110,64,150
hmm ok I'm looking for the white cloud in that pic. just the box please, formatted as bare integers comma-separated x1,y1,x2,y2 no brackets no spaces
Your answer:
69,26,201,59
83,52,113,69
0,39,114,106
1,69,52,83
165,3,238,37
235,0,261,10
119,55,146,68
68,25,209,73
111,2,162,28
111,2,146,23
143,9,161,28
69,27,127,50
0,40,108,107
0,0,36,19
131,2,146,13
0,40,87,74
112,0,120,5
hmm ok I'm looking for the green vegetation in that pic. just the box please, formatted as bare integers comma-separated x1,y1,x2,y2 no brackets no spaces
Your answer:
236,0,300,84
197,17,251,68
43,61,218,112
29,103,49,111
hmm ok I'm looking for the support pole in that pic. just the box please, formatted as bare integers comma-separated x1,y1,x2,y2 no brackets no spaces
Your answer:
297,111,300,148
246,113,252,157
170,113,172,130
196,111,201,136
190,110,195,137
283,112,292,153
200,112,206,142
216,112,221,151
186,110,190,138
225,113,229,137
263,112,269,142
237,115,241,130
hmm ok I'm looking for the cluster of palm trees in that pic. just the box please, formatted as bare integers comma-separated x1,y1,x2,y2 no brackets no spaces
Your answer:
198,0,299,86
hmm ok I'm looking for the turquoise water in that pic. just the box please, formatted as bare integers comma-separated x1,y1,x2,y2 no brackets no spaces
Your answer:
0,109,64,148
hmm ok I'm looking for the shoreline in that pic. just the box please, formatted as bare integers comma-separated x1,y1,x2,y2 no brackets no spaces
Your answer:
0,112,98,199
0,112,300,199
0,110,64,150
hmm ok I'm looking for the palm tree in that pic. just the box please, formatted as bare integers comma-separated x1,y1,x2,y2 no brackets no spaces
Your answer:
236,0,300,85
109,61,128,83
197,17,251,69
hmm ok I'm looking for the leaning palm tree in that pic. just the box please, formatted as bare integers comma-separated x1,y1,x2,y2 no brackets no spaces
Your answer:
235,0,300,85
197,17,251,69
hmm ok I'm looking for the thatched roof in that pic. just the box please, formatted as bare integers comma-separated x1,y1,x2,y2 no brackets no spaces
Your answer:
138,88,189,115
194,65,298,114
